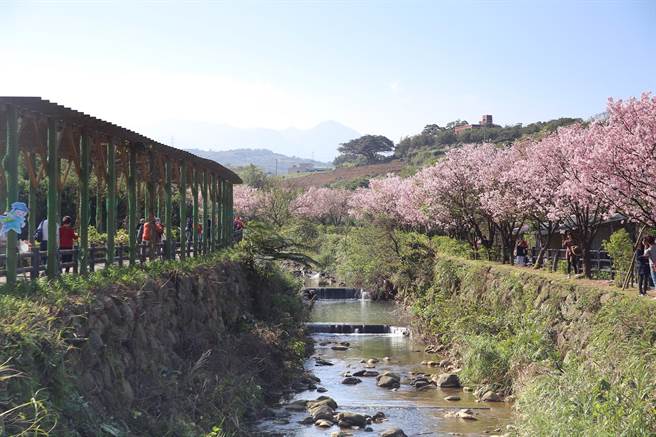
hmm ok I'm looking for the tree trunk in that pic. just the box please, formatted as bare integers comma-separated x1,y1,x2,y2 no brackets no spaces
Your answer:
581,245,592,278
534,246,547,269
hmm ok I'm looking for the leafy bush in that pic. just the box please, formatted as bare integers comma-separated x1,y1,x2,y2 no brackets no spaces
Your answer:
333,225,401,291
87,225,106,246
459,334,510,387
602,228,634,286
431,236,471,258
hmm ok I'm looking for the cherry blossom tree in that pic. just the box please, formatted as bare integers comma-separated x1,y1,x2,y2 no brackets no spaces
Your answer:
412,144,498,252
579,92,656,227
535,124,610,277
233,185,262,218
349,174,423,254
477,145,530,263
293,187,351,225
512,139,565,268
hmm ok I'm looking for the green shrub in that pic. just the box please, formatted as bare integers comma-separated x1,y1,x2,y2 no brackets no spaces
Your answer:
459,334,511,387
431,236,471,258
602,228,634,286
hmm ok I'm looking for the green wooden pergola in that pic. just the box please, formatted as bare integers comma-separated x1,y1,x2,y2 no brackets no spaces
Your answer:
0,97,241,288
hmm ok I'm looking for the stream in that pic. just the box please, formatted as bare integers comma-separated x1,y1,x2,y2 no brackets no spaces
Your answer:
256,292,512,436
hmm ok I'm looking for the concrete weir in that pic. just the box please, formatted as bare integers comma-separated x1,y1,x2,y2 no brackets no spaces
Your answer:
303,287,363,299
305,322,409,335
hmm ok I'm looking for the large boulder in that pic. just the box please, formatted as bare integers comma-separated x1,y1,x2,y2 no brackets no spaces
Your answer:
380,428,408,437
307,396,338,410
480,390,502,402
335,412,368,428
376,372,401,389
445,408,477,420
342,376,362,385
433,373,461,388
309,404,335,421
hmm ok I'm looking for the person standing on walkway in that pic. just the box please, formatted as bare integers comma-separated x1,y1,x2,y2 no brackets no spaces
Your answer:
562,231,580,278
635,237,650,295
59,216,78,273
184,216,193,242
515,235,529,266
35,218,59,269
644,235,656,291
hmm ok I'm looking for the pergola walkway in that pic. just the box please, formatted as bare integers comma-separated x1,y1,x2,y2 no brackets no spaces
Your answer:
0,97,241,288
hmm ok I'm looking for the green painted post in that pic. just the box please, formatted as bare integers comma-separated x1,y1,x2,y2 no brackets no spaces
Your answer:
214,175,220,250
144,181,149,222
95,181,103,232
157,190,162,220
4,105,18,287
222,180,228,247
219,179,225,247
192,168,199,256
46,118,58,278
106,140,116,266
164,159,172,259
179,162,187,259
210,174,217,252
28,180,36,246
128,146,137,266
202,170,208,254
79,132,90,275
147,148,156,260
228,183,234,245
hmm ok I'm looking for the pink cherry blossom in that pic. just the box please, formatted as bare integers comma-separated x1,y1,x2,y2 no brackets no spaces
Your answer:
293,186,351,225
233,185,262,218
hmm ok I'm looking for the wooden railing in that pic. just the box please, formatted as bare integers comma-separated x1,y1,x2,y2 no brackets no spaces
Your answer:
530,248,614,276
0,239,224,282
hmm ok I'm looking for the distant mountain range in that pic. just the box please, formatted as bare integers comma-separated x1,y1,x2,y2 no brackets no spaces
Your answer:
150,119,360,163
186,148,332,175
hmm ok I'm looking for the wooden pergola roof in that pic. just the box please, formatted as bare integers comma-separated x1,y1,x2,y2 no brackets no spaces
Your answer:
0,97,242,185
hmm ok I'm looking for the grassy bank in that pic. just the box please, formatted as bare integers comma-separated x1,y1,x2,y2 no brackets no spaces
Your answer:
0,248,308,437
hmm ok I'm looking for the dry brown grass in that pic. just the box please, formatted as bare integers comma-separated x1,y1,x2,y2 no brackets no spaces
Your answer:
283,160,405,188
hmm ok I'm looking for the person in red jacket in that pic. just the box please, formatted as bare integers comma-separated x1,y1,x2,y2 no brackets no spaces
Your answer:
59,216,78,273
142,215,164,243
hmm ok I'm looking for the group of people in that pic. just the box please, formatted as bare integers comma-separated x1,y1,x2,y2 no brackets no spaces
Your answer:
13,209,252,272
34,216,79,272
514,230,656,296
136,216,165,245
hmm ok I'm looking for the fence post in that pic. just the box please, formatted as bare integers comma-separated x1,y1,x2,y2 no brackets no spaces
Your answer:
164,159,173,260
192,167,199,257
106,139,116,266
128,145,138,266
78,131,90,274
47,117,59,278
3,104,19,288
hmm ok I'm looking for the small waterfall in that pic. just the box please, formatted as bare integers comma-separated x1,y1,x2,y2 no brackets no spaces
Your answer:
306,323,410,335
360,289,371,300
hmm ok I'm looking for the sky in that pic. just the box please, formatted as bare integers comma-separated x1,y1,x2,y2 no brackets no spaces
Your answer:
1,0,655,159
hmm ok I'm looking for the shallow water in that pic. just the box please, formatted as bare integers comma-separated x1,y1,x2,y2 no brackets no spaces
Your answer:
256,300,512,436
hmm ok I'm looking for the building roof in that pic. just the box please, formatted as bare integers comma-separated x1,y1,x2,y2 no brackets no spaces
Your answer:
0,97,241,184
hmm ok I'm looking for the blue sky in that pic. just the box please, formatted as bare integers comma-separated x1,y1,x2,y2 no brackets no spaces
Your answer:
1,0,654,158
